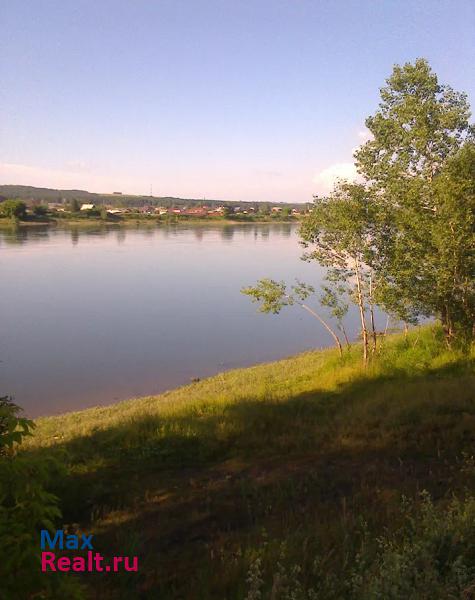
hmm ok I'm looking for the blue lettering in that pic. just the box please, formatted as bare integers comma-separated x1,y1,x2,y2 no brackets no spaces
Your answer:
41,530,64,550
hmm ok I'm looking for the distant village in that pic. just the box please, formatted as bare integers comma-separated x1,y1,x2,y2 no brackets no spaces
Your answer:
0,185,309,222
47,202,304,217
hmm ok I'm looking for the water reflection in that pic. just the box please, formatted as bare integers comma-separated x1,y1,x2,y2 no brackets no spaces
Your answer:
0,223,371,417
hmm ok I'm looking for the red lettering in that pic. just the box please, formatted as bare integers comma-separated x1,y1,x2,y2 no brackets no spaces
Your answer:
57,556,71,571
124,556,138,572
41,551,56,571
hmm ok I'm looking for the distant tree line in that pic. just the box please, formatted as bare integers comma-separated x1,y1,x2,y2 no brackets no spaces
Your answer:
0,185,303,212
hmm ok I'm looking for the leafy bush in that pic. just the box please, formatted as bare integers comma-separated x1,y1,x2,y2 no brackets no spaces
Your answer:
0,396,84,599
244,492,475,599
0,199,27,219
33,205,48,217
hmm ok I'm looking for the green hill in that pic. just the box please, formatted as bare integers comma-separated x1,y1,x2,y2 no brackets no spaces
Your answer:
0,184,298,211
23,326,475,598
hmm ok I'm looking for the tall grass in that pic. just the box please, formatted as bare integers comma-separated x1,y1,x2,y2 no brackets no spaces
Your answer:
23,325,475,598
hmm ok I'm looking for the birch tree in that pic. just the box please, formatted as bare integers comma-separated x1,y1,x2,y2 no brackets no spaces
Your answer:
299,182,376,364
355,58,474,345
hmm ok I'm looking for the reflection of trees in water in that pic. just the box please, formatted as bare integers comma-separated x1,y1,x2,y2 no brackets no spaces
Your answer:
140,227,155,239
260,226,270,239
0,225,50,246
221,226,234,241
116,229,126,245
193,228,204,241
0,222,297,249
280,223,292,237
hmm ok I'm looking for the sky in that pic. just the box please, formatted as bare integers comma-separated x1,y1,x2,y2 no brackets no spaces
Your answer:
1,1,474,203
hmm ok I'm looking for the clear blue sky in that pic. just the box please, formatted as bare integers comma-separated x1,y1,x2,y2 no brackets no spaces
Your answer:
1,0,474,202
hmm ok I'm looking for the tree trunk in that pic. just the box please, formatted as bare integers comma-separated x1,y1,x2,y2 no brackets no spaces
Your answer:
440,304,453,347
354,257,368,365
340,325,351,348
300,303,343,357
369,274,377,353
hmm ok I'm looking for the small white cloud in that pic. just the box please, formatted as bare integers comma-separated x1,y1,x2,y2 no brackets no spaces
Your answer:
312,162,358,194
357,128,372,141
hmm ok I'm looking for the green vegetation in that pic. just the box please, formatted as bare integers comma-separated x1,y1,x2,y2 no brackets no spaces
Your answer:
6,326,471,598
0,397,83,598
0,184,302,216
0,199,27,219
245,59,474,360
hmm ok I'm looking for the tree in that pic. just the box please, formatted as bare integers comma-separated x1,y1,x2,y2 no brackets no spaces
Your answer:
320,281,350,348
355,58,474,345
300,182,377,363
222,205,233,218
242,278,344,356
33,205,48,217
0,199,26,219
281,207,291,218
69,198,80,212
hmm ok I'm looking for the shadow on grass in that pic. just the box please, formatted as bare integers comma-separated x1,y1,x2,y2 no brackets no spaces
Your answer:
24,358,474,523
19,353,475,597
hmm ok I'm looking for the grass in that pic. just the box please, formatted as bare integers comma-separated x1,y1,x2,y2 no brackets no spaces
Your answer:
23,325,475,598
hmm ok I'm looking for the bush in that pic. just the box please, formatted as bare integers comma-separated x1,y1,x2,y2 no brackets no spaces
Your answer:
33,205,48,217
0,396,84,599
0,199,27,219
244,492,475,599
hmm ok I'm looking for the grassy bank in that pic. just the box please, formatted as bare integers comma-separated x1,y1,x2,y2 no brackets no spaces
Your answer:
24,326,475,598
0,215,298,229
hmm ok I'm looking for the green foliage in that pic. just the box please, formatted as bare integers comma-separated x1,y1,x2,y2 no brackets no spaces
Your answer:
69,198,81,212
301,59,474,347
0,199,27,219
353,58,474,344
0,396,83,599
242,278,293,313
244,493,475,599
355,58,472,185
352,492,475,599
32,205,48,217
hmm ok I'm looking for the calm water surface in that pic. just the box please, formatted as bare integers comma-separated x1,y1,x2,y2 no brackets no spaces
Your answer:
1,223,364,417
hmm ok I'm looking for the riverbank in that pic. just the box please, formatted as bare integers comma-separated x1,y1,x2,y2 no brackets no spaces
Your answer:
0,215,299,229
23,325,475,599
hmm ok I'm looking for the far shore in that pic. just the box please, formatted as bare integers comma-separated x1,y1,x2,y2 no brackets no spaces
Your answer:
0,216,300,229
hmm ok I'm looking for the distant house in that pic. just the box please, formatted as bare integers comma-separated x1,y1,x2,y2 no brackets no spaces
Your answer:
80,203,96,211
183,207,208,216
156,207,168,215
271,206,283,213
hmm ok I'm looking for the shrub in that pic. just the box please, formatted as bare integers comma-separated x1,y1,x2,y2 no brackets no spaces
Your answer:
0,199,27,219
0,396,84,599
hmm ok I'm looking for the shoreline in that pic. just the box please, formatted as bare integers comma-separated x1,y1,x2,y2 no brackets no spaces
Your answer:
0,217,299,229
